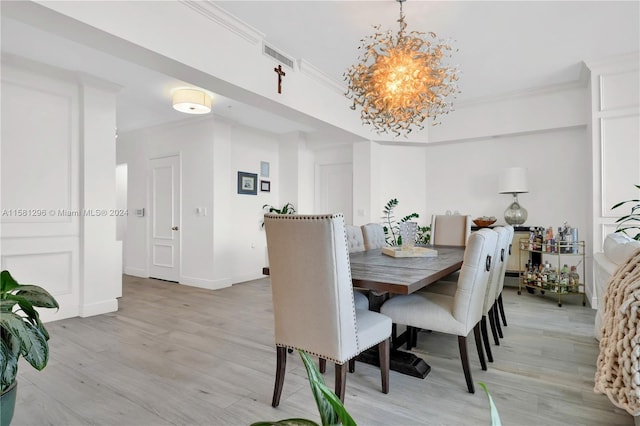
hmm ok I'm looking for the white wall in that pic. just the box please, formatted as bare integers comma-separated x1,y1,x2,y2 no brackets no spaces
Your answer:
117,117,280,288
1,58,121,321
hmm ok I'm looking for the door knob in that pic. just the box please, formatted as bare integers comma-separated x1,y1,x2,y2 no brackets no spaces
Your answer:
171,226,179,231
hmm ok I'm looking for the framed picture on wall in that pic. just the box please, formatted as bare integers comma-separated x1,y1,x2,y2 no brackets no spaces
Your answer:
260,161,270,178
237,171,258,195
260,180,271,192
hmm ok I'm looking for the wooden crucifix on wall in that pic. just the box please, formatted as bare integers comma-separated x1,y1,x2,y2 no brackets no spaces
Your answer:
273,65,286,94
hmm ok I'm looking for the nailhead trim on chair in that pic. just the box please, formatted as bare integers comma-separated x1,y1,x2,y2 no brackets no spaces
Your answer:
266,213,361,363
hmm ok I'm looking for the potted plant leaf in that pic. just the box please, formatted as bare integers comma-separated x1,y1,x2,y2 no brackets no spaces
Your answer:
0,270,59,426
381,198,430,246
612,184,640,240
252,350,355,426
261,202,296,228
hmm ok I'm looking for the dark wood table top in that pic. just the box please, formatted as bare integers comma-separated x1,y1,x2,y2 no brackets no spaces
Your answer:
349,246,465,295
262,245,465,296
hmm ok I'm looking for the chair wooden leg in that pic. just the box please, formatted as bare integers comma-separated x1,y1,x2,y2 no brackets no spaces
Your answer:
488,305,500,345
378,338,390,394
498,292,508,326
493,304,504,338
348,358,355,373
272,346,287,407
457,336,475,394
473,323,487,371
319,358,326,374
335,363,348,403
481,315,493,363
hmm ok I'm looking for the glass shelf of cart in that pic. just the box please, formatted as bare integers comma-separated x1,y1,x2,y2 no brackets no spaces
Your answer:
519,240,584,255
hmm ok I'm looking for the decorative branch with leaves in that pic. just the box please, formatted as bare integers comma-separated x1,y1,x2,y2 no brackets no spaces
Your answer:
261,202,296,228
612,184,640,240
381,198,430,246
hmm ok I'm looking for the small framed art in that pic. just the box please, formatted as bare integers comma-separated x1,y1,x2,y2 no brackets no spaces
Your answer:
237,171,258,195
260,180,271,192
260,161,270,178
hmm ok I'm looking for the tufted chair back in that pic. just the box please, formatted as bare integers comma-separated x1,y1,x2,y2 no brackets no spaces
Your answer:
345,225,366,253
361,223,386,250
431,214,472,247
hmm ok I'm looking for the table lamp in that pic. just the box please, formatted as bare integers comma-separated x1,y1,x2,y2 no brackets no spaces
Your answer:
499,167,528,225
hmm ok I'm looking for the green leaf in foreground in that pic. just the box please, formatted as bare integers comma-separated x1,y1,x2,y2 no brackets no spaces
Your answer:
478,382,502,426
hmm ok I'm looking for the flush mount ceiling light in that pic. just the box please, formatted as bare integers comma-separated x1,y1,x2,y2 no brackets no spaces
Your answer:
344,0,460,136
172,88,212,114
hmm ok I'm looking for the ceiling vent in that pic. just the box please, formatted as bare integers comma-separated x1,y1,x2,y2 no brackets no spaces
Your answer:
263,43,294,69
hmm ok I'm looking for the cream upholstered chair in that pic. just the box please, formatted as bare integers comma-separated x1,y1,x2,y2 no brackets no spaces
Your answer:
345,225,369,310
380,228,498,393
345,225,366,253
430,214,472,283
493,225,514,336
420,227,509,364
430,214,472,246
479,227,510,362
361,223,386,250
264,213,391,405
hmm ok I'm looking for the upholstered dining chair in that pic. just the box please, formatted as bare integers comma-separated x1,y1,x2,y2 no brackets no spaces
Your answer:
480,227,510,361
361,223,386,250
493,225,514,335
345,224,369,310
380,228,498,393
420,227,509,364
430,214,472,283
430,214,472,247
264,213,391,406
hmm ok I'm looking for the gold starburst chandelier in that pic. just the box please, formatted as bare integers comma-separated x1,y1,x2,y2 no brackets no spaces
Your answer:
344,0,460,136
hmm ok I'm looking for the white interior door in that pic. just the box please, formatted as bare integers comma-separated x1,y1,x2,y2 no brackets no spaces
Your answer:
149,155,180,282
316,163,353,224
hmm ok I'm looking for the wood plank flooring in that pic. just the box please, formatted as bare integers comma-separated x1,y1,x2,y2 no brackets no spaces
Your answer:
11,275,635,426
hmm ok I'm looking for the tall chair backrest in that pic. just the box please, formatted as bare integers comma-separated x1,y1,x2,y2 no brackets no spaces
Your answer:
264,213,359,363
345,225,366,253
361,223,386,250
431,214,472,246
494,225,514,301
452,228,498,330
483,227,510,314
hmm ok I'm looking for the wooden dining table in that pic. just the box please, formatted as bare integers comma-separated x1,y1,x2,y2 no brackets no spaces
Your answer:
347,246,465,378
349,246,465,296
263,245,466,379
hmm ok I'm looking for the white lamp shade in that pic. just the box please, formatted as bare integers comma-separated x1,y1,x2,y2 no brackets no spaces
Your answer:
499,167,528,194
172,89,212,114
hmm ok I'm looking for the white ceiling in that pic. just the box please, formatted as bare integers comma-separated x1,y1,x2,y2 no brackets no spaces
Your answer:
1,1,639,137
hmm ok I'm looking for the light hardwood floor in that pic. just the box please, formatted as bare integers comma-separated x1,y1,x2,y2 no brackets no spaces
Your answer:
12,275,634,426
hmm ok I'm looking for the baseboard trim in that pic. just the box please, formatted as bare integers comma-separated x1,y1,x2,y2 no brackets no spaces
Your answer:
79,299,118,318
124,266,147,277
180,275,231,290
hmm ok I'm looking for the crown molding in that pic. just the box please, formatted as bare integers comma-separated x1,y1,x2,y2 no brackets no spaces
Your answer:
179,0,264,45
455,72,589,109
297,59,344,95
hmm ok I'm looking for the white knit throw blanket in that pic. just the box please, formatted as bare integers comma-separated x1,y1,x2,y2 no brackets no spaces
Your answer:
594,247,640,416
